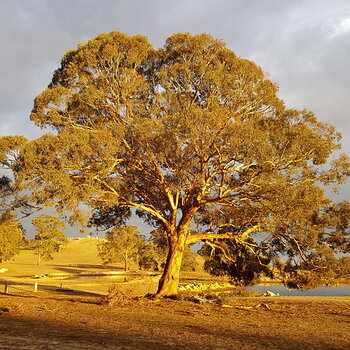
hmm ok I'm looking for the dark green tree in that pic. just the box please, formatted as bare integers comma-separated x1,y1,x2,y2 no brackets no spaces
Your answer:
181,247,198,272
199,237,273,286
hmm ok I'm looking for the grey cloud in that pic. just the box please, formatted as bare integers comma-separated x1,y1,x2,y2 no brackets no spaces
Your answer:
1,0,349,166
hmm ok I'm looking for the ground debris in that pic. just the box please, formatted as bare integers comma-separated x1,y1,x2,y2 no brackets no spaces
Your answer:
36,303,63,313
102,285,137,306
223,303,271,311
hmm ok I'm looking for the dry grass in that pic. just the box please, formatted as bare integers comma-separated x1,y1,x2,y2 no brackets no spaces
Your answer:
1,238,350,349
0,290,349,349
0,238,217,296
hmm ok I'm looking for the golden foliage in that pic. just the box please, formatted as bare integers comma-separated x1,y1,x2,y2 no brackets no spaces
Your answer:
12,32,350,294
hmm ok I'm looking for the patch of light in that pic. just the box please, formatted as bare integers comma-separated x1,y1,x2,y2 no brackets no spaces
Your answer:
328,15,350,39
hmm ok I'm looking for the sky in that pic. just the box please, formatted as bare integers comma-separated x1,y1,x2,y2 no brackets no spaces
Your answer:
1,0,350,234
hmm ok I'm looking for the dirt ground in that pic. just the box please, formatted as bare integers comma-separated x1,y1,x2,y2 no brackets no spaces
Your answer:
0,290,349,350
1,242,349,349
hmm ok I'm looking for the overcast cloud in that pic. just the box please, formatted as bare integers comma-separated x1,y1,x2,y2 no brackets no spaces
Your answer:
1,0,350,199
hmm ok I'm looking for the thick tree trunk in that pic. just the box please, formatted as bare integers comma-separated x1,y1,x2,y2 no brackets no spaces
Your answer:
157,234,186,296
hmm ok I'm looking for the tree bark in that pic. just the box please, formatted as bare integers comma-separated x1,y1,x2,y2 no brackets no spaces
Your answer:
156,233,186,296
124,254,128,271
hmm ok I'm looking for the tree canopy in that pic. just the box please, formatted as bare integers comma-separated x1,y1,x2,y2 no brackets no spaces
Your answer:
98,225,143,271
0,218,24,263
0,136,30,219
14,31,350,295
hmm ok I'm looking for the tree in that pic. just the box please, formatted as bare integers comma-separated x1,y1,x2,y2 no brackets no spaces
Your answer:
18,32,349,295
98,225,143,271
0,218,24,263
199,237,273,286
149,228,198,271
0,136,31,220
181,247,198,272
138,256,159,270
32,215,67,265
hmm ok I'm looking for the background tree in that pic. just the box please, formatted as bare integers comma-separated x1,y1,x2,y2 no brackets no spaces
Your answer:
32,215,67,265
18,32,350,295
138,242,160,271
181,247,198,272
98,225,143,271
0,217,24,263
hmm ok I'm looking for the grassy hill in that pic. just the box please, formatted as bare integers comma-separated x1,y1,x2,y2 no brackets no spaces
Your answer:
0,237,211,295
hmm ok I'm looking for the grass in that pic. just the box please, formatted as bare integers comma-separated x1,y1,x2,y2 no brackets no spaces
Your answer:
1,290,349,349
0,237,217,295
1,237,350,349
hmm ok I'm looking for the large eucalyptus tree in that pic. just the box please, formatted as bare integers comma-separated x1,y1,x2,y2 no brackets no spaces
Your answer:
18,32,349,295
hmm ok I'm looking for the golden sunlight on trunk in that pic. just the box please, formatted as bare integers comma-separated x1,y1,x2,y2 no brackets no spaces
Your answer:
156,234,186,296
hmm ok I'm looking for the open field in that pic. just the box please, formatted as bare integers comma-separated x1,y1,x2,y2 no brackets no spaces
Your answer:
0,237,215,296
1,237,350,349
0,290,349,349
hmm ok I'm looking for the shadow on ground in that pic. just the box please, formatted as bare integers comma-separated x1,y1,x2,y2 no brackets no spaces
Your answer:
1,292,349,350
0,279,103,297
0,308,342,350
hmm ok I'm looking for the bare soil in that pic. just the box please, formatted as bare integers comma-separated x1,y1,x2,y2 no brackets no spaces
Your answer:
0,290,349,350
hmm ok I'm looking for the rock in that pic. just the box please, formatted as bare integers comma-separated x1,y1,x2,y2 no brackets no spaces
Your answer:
263,290,280,297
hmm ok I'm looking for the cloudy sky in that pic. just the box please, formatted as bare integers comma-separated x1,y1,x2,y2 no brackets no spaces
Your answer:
1,0,349,199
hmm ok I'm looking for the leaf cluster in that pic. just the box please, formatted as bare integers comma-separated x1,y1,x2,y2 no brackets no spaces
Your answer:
0,219,24,263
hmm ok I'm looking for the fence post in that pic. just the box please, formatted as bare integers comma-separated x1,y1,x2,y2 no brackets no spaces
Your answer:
4,282,9,294
33,282,38,293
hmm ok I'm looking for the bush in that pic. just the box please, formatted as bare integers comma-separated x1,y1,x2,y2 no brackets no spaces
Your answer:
139,256,159,271
102,285,136,306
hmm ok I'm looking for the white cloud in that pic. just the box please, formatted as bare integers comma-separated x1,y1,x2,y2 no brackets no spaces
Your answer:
327,14,350,39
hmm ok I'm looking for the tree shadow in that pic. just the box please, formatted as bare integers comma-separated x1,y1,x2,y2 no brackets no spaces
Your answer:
52,264,124,274
52,266,93,275
180,276,226,283
0,314,178,350
64,263,123,270
0,302,346,350
0,279,103,297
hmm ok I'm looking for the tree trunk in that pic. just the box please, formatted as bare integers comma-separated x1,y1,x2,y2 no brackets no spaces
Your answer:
124,255,128,271
157,234,186,296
